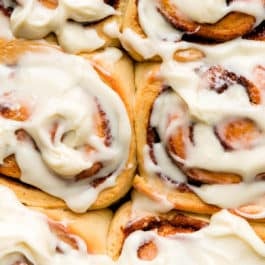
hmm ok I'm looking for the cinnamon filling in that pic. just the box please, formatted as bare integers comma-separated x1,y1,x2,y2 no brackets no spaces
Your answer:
137,241,158,261
202,65,261,104
48,221,79,252
157,0,256,42
0,0,17,17
104,0,120,9
13,259,32,265
39,0,58,9
215,118,262,151
74,100,112,182
147,83,264,187
173,48,205,62
124,213,208,261
0,92,113,186
244,20,265,40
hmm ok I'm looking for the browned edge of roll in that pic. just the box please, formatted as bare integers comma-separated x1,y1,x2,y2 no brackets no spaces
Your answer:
0,39,136,210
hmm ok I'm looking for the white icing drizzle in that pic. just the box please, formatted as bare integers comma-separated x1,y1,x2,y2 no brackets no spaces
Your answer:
0,185,114,265
131,190,174,217
144,39,265,211
0,11,13,39
9,0,116,53
119,0,265,59
119,209,265,265
138,0,182,42
103,21,120,39
92,47,123,65
0,47,131,212
1,186,265,265
235,195,265,219
169,0,265,24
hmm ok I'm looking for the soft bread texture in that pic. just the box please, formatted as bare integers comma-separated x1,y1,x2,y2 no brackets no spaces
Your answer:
121,0,262,61
33,206,113,254
107,200,265,261
83,48,136,210
134,62,218,214
134,60,265,216
0,39,136,210
107,201,208,260
107,202,132,260
0,176,113,254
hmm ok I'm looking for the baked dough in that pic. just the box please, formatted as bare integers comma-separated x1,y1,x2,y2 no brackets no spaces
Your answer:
0,39,136,212
108,200,265,261
0,0,130,53
134,52,265,217
121,0,265,61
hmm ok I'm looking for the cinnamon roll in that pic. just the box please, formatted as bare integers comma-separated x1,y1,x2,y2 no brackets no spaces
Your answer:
0,39,135,212
0,0,127,53
0,185,113,265
107,194,265,264
134,40,265,218
120,0,265,60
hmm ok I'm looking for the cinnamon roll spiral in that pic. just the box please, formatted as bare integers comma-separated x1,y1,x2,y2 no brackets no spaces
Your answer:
135,40,265,218
121,0,265,60
0,39,135,212
107,196,265,264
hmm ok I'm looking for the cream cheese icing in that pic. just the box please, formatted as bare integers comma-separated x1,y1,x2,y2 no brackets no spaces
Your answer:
8,0,116,53
0,11,13,39
119,0,265,59
119,209,265,265
0,46,131,212
1,185,265,265
144,39,265,212
0,185,114,265
168,0,265,24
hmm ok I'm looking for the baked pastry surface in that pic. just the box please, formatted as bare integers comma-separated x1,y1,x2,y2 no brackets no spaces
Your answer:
0,39,136,212
134,42,265,217
0,0,129,53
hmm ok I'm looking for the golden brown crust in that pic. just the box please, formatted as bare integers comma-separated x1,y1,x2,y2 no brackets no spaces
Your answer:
0,39,136,210
107,202,132,260
82,49,136,210
121,0,261,60
0,176,66,208
39,0,58,9
134,175,219,214
121,0,149,61
0,175,113,254
157,0,255,42
134,62,218,214
107,201,209,260
134,61,265,216
33,206,113,254
108,200,265,260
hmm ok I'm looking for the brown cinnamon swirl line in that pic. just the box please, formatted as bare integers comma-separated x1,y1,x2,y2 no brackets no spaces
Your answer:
134,51,265,217
107,201,208,261
0,39,135,211
134,61,219,214
157,0,256,43
121,0,265,61
108,200,265,262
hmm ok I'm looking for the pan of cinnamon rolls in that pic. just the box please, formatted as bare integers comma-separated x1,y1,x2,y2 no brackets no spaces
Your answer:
0,0,265,264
